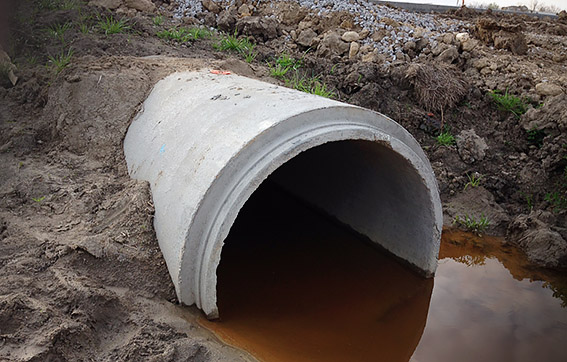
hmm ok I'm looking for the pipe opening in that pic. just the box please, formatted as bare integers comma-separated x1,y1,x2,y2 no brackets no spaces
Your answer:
253,139,437,275
214,166,434,360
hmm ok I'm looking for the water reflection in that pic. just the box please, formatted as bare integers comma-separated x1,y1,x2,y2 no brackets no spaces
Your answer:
200,182,567,362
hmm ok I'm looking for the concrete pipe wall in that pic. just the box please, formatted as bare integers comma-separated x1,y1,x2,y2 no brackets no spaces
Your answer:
124,70,442,319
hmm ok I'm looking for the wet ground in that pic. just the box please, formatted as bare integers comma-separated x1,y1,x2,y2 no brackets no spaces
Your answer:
199,182,567,362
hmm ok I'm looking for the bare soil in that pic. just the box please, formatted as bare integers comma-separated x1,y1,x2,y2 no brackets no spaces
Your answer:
1,0,566,361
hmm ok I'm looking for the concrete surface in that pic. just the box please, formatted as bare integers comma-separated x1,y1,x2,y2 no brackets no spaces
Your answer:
124,70,442,319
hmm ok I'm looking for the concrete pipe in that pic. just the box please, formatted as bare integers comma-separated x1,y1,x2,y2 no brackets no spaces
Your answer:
124,70,442,319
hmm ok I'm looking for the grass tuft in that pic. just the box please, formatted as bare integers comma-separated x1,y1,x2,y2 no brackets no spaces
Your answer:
47,48,73,74
47,22,72,43
98,16,130,35
453,214,490,235
464,173,482,190
157,27,212,43
489,88,528,118
153,15,164,26
436,130,455,146
285,71,335,98
214,32,254,53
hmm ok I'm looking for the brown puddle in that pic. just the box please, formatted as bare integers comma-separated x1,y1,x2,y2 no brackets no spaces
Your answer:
198,182,567,362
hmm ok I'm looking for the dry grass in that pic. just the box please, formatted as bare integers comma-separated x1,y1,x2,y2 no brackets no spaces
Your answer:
405,62,468,129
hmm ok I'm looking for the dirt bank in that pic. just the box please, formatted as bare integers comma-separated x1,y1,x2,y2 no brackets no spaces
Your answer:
1,0,566,360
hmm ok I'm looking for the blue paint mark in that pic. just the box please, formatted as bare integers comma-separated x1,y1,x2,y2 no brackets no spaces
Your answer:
159,144,166,154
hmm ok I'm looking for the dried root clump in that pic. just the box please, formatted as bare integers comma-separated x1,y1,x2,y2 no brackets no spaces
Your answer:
405,62,468,128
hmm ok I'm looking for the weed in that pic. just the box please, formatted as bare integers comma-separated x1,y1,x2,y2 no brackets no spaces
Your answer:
214,32,254,54
285,71,335,98
47,48,73,74
527,128,546,148
464,173,482,190
522,192,534,211
32,196,46,203
488,88,528,118
545,192,567,212
153,15,164,26
268,53,302,78
157,27,212,43
330,63,338,75
47,22,72,43
453,214,490,235
436,130,455,146
244,48,258,63
79,23,90,34
98,16,130,35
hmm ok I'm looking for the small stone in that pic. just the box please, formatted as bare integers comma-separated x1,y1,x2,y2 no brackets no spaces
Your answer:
349,42,360,59
201,0,221,14
124,0,155,13
437,46,459,63
382,17,400,28
455,32,470,43
238,4,251,17
341,31,359,42
441,33,455,44
403,41,416,52
456,129,488,164
461,39,479,52
535,82,563,96
359,29,370,39
362,51,376,63
296,29,318,48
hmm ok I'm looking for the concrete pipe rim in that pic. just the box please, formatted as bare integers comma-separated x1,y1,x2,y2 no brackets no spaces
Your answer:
180,107,442,319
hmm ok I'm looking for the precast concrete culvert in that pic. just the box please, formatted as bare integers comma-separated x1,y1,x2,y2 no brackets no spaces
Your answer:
124,70,442,319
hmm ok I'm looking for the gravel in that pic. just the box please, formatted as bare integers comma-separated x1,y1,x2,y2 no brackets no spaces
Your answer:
174,0,471,60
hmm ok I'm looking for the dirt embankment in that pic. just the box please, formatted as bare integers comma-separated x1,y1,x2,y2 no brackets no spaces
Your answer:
1,0,566,360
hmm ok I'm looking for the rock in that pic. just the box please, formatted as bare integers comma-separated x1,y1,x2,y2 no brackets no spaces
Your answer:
349,42,360,59
455,32,470,43
437,46,459,63
431,43,447,56
238,4,251,17
217,10,237,33
201,0,221,14
441,33,455,44
461,38,479,52
359,29,370,39
444,186,510,234
535,82,563,96
382,17,400,28
0,49,17,87
507,211,567,268
316,31,349,57
403,41,416,52
341,31,359,42
475,18,528,55
296,29,317,47
88,0,121,9
371,30,387,42
456,129,488,164
236,16,279,41
361,51,377,63
124,0,155,12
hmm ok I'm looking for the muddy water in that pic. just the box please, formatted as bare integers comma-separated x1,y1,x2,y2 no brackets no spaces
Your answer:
199,183,567,362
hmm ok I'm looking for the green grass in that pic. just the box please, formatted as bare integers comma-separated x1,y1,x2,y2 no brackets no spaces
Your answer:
285,71,335,98
464,173,482,190
47,48,73,74
545,192,567,212
268,53,302,78
98,16,130,35
453,214,490,235
244,48,258,63
488,88,528,118
436,130,455,146
79,23,90,34
157,27,212,43
527,127,546,148
214,32,255,54
47,22,72,43
153,15,164,26
32,196,46,203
